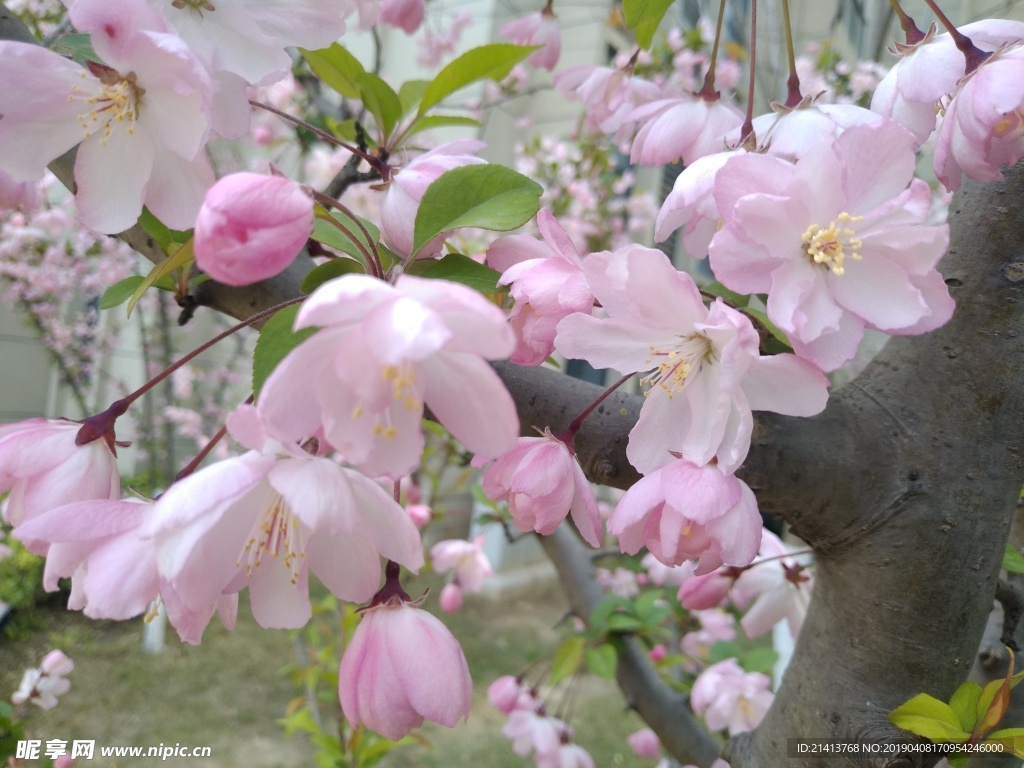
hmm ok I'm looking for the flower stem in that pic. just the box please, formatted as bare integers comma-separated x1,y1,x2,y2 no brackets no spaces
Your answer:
311,193,385,279
697,0,728,100
921,0,990,72
553,374,633,449
781,0,802,107
888,0,926,44
739,0,758,148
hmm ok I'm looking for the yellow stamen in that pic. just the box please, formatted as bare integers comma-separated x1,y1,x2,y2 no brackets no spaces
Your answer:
801,212,864,276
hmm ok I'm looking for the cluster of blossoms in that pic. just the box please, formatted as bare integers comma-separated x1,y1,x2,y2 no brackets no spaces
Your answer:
489,675,595,768
430,535,493,613
3,0,1024,760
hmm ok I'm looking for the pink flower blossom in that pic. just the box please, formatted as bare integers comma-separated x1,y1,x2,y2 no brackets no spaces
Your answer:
609,460,762,573
503,708,569,756
627,727,661,759
149,0,349,85
488,675,534,714
379,0,425,34
0,0,215,233
629,95,743,166
150,404,424,634
934,45,1024,191
193,173,313,286
339,599,472,740
691,658,774,735
681,608,737,660
709,120,953,371
500,10,561,71
0,169,38,213
12,651,73,710
733,530,813,640
677,566,741,610
407,503,433,527
487,209,595,367
439,581,464,613
641,553,695,587
555,246,829,473
257,274,518,479
0,418,119,537
477,429,602,547
431,535,493,592
379,140,486,257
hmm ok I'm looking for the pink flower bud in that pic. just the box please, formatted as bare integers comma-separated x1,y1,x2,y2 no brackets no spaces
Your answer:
339,600,472,740
194,172,313,287
40,650,74,677
627,727,661,759
487,675,524,714
649,644,667,662
439,582,464,613
406,503,432,528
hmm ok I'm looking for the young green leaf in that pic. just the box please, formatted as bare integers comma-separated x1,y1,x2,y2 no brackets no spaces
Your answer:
357,72,404,140
252,305,318,400
889,693,971,742
949,681,982,732
311,208,379,262
412,164,542,256
398,79,431,115
740,647,780,676
412,254,504,292
51,32,99,65
584,644,618,680
139,206,190,254
1002,544,1024,574
127,240,195,318
417,44,536,116
402,115,481,142
623,0,675,49
702,280,749,308
983,727,1024,758
300,259,366,294
742,306,794,351
550,636,586,685
99,275,146,310
301,44,365,99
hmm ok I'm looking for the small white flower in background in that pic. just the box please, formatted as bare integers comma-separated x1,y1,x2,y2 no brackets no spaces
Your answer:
12,650,73,709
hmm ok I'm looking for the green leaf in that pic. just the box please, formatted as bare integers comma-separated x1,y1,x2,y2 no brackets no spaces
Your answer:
707,641,740,664
584,644,618,680
413,254,504,292
949,681,982,732
1002,545,1024,574
590,596,630,630
418,44,536,117
890,693,970,742
702,280,749,308
252,305,318,400
623,0,675,49
975,672,1013,738
984,727,1024,758
325,117,359,143
403,115,482,142
99,275,146,310
301,44,365,99
413,164,542,256
301,259,366,293
740,647,780,675
550,636,586,685
357,72,404,140
398,79,431,115
742,306,793,350
51,32,98,65
139,206,190,253
311,208,379,262
604,614,645,632
127,240,194,318
633,590,666,622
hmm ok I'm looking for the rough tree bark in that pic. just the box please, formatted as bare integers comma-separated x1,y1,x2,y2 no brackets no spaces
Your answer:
3,7,1024,767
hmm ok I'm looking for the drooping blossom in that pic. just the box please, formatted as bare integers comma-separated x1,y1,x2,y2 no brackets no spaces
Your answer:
339,597,472,740
709,120,953,371
379,0,425,34
503,707,570,757
487,209,595,367
629,94,744,166
379,141,486,258
193,172,314,286
439,582,463,613
732,530,813,640
627,727,661,759
488,675,535,714
11,651,73,710
0,0,215,233
500,9,561,71
150,404,424,635
934,45,1024,191
257,273,519,479
691,658,774,735
870,20,1024,147
677,565,743,610
555,246,829,474
148,0,349,85
608,459,762,573
431,535,493,592
0,418,119,535
476,428,602,547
